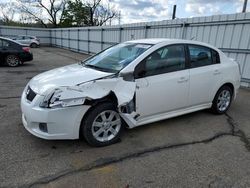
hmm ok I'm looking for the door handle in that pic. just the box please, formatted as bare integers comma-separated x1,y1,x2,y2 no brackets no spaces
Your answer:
213,69,221,75
178,77,188,83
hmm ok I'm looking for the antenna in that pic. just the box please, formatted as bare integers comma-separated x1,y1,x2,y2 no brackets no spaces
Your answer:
118,11,121,25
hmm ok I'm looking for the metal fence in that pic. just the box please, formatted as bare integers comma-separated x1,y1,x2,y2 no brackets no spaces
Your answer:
0,26,51,45
0,12,250,86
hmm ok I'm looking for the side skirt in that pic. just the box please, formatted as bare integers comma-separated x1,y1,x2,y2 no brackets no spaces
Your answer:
120,103,212,129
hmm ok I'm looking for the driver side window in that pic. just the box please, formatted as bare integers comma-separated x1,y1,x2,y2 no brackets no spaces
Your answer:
135,44,186,78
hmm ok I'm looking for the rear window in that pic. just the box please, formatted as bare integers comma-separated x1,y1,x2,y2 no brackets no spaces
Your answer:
188,45,220,68
0,39,10,47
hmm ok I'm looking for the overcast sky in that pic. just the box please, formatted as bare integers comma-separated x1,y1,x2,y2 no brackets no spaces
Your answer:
110,0,249,24
0,0,249,24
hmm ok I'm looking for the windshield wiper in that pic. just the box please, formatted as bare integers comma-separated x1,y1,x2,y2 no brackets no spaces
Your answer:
84,64,115,73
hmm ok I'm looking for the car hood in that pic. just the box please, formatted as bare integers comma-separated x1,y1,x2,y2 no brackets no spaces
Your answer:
29,63,114,95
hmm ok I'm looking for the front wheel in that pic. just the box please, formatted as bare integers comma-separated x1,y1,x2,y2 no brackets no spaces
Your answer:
211,86,233,114
81,102,123,147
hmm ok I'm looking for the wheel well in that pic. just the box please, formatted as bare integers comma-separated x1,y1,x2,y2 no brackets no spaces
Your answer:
221,83,234,96
5,54,20,62
79,92,118,138
83,91,118,107
30,43,37,46
4,53,10,61
212,83,235,103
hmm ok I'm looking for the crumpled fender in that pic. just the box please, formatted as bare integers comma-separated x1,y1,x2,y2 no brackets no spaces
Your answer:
48,77,138,128
51,77,136,108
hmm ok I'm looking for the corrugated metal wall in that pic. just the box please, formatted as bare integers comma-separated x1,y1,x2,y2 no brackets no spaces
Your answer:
0,26,51,45
0,12,250,86
50,12,250,86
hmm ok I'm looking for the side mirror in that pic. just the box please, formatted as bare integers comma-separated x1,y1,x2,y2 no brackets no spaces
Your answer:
134,60,147,79
119,72,134,81
135,70,146,78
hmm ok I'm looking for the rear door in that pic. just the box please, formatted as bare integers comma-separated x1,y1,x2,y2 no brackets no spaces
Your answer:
187,44,222,106
16,36,26,44
0,39,12,63
22,36,31,45
0,39,4,63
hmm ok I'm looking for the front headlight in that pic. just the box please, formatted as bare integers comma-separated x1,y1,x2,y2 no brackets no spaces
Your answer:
40,88,63,108
39,87,86,108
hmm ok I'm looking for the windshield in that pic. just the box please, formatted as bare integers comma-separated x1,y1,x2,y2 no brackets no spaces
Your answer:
83,43,152,73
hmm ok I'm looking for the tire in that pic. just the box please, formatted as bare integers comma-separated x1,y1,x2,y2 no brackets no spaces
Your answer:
81,102,123,147
211,85,233,114
5,55,21,67
30,43,38,48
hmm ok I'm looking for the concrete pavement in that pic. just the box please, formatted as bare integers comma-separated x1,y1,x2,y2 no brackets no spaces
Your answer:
0,47,249,188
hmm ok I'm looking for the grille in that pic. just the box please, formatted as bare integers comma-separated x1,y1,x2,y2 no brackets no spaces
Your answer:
26,86,36,102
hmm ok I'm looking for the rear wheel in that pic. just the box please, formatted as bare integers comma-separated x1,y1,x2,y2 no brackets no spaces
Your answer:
211,85,232,114
30,43,38,48
81,102,123,147
5,55,21,67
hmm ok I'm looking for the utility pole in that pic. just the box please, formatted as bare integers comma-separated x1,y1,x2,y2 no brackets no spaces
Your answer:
242,0,248,12
118,11,121,25
172,5,176,19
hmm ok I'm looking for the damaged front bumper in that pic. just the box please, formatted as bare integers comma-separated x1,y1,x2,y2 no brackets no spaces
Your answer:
21,77,139,140
21,91,91,139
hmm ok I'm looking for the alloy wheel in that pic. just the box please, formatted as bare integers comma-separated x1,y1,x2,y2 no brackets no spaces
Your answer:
6,55,20,67
217,89,231,112
91,110,121,142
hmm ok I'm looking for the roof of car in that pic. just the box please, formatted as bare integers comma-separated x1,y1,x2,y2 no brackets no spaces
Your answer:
0,36,15,42
0,36,23,45
126,38,219,51
127,38,173,44
0,36,10,40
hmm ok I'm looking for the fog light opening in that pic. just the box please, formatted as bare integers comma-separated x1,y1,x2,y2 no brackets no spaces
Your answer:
39,123,48,133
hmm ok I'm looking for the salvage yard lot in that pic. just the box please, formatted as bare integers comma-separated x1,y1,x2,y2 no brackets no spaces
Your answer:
1,47,250,188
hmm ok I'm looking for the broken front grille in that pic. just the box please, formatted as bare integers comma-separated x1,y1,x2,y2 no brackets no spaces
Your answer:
26,86,36,102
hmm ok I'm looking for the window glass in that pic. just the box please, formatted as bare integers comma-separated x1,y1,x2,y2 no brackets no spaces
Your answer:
211,49,220,64
84,43,152,73
138,45,186,77
2,40,10,47
16,36,24,40
188,45,213,68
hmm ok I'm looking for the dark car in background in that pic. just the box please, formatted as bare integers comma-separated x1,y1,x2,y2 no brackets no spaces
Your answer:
0,37,33,67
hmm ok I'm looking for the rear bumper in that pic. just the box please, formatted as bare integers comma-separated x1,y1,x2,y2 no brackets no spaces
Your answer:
20,53,33,62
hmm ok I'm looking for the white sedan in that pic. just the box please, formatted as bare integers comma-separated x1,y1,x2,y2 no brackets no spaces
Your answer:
21,39,241,146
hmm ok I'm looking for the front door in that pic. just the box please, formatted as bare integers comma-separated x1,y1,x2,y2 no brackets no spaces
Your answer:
134,44,190,119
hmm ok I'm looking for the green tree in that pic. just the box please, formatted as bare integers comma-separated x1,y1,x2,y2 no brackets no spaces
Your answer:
60,0,117,27
60,0,89,27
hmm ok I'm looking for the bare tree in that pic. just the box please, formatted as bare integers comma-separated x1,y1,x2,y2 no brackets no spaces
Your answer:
0,2,17,24
17,0,68,28
86,0,117,26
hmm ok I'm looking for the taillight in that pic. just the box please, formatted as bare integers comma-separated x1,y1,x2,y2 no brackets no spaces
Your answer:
22,47,30,53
